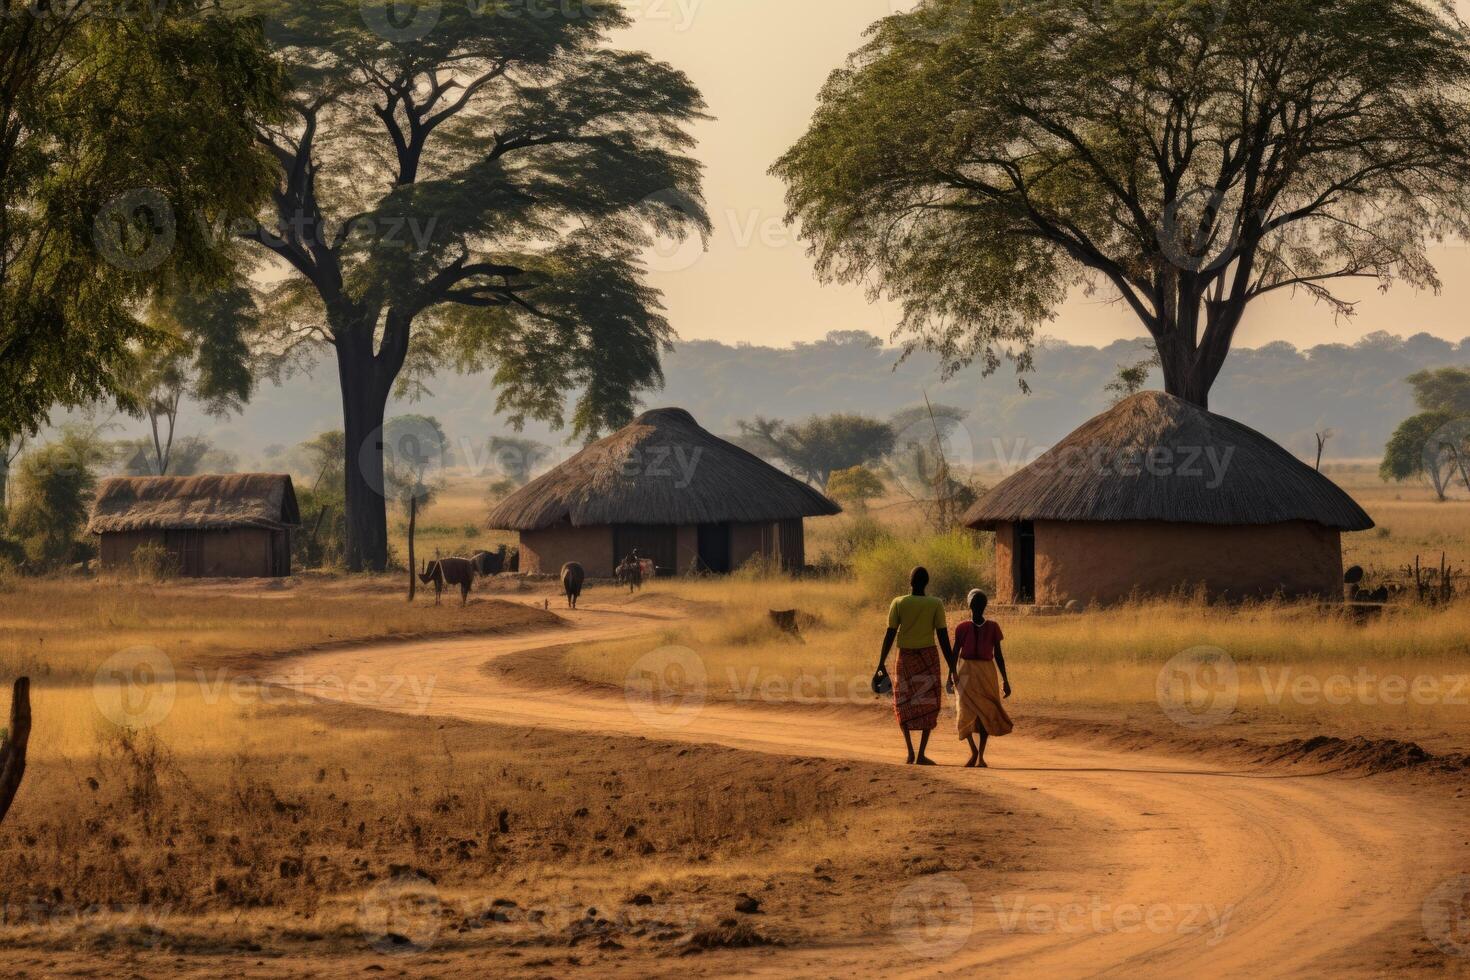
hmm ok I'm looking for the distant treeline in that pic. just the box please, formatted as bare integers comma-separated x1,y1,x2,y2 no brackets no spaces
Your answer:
67,329,1470,468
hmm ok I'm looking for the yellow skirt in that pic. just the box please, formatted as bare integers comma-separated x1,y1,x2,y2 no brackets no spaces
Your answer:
956,658,1013,738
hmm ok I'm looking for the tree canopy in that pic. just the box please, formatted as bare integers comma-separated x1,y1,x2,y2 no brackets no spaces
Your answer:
237,0,709,569
738,414,896,488
1381,408,1466,500
0,2,285,439
1407,368,1470,415
775,0,1470,408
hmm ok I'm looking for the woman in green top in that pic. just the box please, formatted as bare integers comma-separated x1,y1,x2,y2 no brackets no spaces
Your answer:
878,567,955,765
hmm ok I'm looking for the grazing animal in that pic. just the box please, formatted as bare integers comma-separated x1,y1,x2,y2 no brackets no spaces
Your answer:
561,562,585,609
419,557,477,606
470,548,505,576
616,557,655,593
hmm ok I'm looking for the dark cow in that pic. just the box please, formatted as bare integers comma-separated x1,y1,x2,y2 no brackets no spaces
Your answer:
419,557,477,606
470,549,504,576
561,562,585,609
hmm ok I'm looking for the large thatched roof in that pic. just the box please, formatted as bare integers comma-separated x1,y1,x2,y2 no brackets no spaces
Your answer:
486,408,841,531
88,474,301,533
965,391,1373,531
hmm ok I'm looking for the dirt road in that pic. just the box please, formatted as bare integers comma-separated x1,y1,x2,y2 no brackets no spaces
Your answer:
282,600,1464,977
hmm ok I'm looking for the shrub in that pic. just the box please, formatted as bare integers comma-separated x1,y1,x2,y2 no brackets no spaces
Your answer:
853,530,992,603
828,515,894,565
131,541,178,581
7,429,106,568
732,553,785,581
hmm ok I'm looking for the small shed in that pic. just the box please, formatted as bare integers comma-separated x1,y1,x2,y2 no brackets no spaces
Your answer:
88,474,300,578
964,391,1374,606
486,408,842,577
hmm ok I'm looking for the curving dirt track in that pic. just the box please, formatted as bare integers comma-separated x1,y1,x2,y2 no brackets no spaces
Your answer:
281,599,1464,977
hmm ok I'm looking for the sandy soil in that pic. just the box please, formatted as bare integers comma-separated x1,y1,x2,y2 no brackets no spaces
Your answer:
257,596,1470,977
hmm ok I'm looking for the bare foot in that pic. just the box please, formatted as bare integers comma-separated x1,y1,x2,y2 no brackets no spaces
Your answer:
905,754,915,765
915,756,938,766
964,753,979,768
976,759,989,768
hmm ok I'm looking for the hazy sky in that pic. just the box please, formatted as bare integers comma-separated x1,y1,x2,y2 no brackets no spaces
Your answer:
616,0,1470,351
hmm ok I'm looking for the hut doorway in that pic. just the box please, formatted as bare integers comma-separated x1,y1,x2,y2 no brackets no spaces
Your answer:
697,523,732,574
613,525,677,577
1013,521,1036,604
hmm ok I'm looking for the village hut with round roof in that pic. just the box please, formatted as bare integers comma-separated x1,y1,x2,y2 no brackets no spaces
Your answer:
964,391,1373,606
487,408,841,577
88,474,300,578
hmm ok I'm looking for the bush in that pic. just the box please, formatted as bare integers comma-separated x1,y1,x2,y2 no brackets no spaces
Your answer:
853,530,992,603
8,429,106,569
130,541,177,581
828,515,894,565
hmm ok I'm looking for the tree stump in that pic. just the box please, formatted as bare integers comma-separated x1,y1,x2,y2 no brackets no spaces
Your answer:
0,677,31,823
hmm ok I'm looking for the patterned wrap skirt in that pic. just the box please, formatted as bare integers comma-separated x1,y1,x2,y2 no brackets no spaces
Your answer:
893,646,942,732
956,657,1014,738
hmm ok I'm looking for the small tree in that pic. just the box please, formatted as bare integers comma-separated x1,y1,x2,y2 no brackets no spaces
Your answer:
383,416,449,519
1386,414,1470,499
0,436,24,511
292,431,348,568
827,466,885,511
488,436,554,487
1105,353,1162,405
737,415,896,487
7,429,108,568
117,435,236,478
1382,369,1470,499
120,287,259,476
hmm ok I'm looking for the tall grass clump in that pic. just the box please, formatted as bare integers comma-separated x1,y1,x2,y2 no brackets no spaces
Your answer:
129,540,177,581
853,530,992,602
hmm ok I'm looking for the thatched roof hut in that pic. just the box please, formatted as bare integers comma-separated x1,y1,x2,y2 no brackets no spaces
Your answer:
965,391,1372,606
89,475,300,577
487,408,840,576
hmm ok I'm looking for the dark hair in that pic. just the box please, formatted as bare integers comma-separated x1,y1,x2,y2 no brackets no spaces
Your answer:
969,590,989,618
910,566,930,592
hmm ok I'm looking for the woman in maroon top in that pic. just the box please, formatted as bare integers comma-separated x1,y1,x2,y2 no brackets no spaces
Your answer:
952,590,1013,767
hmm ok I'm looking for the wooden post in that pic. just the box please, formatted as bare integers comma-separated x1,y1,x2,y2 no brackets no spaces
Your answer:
407,494,418,602
0,678,31,824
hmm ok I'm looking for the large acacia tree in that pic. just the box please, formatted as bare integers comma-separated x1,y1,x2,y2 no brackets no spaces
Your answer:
775,0,1470,408
240,1,708,571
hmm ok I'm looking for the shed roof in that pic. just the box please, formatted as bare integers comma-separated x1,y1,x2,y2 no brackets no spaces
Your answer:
88,474,301,533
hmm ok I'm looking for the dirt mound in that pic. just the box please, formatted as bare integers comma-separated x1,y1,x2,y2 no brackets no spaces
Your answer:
1255,735,1470,775
1024,715,1470,780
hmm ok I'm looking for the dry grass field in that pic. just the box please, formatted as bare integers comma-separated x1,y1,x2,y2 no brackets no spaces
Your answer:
0,574,1034,976
567,465,1470,756
2,461,1468,975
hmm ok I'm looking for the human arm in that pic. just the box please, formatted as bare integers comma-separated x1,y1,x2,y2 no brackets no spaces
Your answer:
879,627,898,670
937,627,956,693
995,641,1011,698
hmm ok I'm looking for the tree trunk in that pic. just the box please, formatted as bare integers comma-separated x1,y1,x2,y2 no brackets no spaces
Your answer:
336,336,391,573
1156,336,1213,410
407,494,417,601
0,677,31,824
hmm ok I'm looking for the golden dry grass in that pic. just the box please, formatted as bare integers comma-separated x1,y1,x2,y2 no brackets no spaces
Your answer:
568,466,1470,754
0,571,1017,972
0,574,552,683
388,474,517,565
